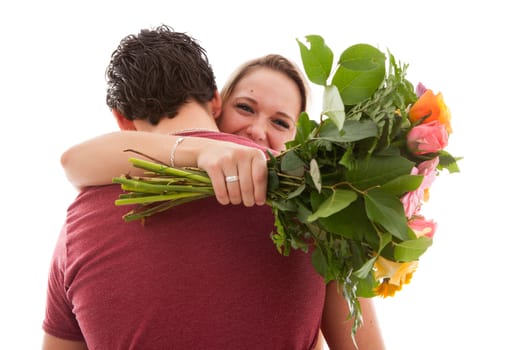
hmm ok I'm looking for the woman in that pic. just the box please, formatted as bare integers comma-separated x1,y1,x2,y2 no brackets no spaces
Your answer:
61,54,305,207
60,52,384,349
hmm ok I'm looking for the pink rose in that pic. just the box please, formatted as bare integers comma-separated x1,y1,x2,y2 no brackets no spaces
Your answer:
408,215,437,239
401,158,439,217
401,166,420,217
417,158,439,192
416,82,427,97
407,120,449,155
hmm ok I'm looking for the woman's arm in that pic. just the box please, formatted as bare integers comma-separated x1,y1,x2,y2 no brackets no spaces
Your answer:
61,131,267,206
61,131,181,189
321,282,386,350
42,333,88,350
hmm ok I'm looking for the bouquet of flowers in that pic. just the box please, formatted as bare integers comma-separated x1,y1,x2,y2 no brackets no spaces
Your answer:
112,35,460,335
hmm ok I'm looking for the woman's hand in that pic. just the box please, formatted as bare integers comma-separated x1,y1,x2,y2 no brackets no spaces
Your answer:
191,139,268,207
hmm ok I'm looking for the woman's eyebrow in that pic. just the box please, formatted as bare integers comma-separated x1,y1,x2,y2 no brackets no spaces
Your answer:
235,95,296,121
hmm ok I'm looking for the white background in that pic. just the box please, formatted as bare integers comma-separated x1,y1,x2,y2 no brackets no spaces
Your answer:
1,1,523,349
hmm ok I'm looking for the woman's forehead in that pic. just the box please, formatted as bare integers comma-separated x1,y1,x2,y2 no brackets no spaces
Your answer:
233,68,301,106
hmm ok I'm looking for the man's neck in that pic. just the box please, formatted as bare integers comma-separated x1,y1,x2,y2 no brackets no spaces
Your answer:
135,102,219,134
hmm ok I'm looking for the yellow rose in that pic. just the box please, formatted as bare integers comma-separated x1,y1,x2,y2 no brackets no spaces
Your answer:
374,256,418,297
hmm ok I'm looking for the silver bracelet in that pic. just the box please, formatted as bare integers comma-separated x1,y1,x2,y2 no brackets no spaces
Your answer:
170,137,186,167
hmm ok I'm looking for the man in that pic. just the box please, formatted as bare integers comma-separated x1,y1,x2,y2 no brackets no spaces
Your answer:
42,25,327,350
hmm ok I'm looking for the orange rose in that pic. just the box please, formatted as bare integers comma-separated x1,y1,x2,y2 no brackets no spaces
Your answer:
409,89,452,133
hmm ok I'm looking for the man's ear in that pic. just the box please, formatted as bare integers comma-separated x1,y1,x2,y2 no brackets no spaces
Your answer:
211,90,222,120
112,109,137,130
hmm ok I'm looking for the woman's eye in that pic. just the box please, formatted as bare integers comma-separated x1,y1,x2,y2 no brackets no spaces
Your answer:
235,103,254,113
272,119,290,129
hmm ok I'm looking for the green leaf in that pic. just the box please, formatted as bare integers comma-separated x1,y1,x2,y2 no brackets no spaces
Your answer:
332,64,386,105
280,151,305,176
378,232,392,252
394,236,433,261
438,150,462,174
269,199,297,212
309,159,322,193
267,169,280,192
331,44,386,106
295,200,313,223
322,85,345,130
342,155,415,190
271,209,289,255
364,188,408,240
288,112,318,148
308,189,358,222
339,43,386,71
319,198,375,243
286,184,306,199
353,256,377,279
297,35,333,86
354,271,378,298
311,247,329,279
381,174,423,195
319,119,378,142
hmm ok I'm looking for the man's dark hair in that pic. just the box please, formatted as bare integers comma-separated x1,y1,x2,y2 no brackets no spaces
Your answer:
106,24,217,125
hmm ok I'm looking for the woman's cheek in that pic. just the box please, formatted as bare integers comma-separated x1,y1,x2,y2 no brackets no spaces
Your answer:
218,114,240,134
271,135,288,152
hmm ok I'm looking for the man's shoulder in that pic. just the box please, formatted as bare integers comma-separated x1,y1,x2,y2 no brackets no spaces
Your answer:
188,131,276,154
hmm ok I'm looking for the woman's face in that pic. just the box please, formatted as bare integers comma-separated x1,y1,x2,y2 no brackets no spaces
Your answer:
218,68,302,152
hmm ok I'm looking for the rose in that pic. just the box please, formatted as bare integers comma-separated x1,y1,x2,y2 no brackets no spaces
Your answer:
401,158,439,218
408,215,437,239
415,82,427,97
374,256,419,297
409,85,452,133
407,120,449,155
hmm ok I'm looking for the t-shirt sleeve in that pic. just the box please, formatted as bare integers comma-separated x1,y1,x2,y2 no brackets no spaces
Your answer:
41,224,84,342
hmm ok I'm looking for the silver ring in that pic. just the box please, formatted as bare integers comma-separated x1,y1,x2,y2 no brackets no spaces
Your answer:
225,175,239,183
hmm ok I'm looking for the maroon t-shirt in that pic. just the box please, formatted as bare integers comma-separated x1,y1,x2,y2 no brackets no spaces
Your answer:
43,132,326,349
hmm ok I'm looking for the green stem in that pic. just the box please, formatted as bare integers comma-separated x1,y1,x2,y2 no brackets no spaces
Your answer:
115,191,211,206
128,158,212,183
113,177,214,194
122,193,211,221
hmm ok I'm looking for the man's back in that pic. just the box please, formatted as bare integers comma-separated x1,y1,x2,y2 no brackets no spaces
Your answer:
43,134,326,350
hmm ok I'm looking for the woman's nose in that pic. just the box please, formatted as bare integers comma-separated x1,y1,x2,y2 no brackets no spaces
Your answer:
247,121,267,142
